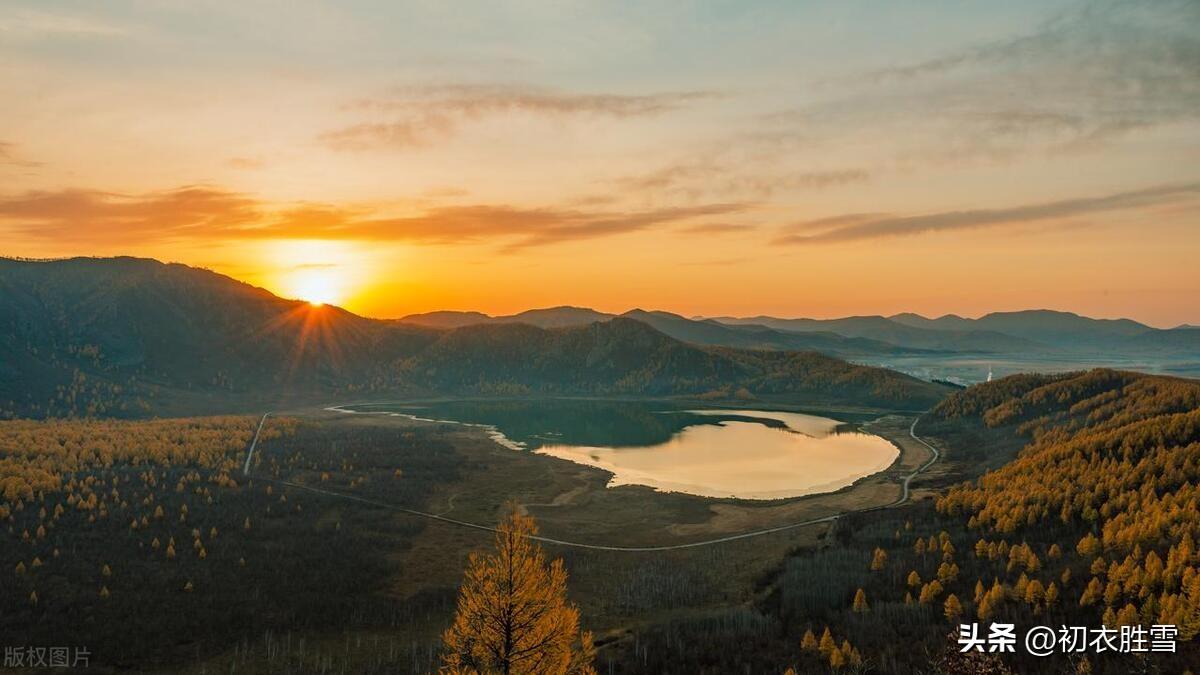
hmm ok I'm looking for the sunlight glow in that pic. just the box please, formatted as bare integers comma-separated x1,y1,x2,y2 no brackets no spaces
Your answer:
266,240,369,309
288,269,342,306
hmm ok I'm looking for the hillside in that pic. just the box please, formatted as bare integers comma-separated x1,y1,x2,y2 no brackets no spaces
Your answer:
405,306,1200,364
0,258,949,417
620,309,921,356
932,369,1200,637
396,318,949,406
744,368,1200,674
400,306,610,329
890,309,1158,351
0,257,440,416
402,306,928,357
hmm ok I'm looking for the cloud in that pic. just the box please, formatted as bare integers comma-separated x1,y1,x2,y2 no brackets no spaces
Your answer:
364,202,750,250
0,184,751,250
777,0,1200,163
777,182,1200,245
0,8,130,37
322,84,718,150
679,257,751,267
616,160,868,201
677,223,752,235
226,157,264,170
0,186,262,241
0,141,41,169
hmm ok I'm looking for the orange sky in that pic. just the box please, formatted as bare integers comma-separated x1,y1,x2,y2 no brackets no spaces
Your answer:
1,2,1198,326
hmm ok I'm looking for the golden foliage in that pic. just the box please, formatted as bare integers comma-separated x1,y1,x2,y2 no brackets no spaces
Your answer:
441,508,595,675
0,416,294,505
935,371,1200,637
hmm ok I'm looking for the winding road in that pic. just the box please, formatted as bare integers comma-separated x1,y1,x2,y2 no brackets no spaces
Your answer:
241,410,940,552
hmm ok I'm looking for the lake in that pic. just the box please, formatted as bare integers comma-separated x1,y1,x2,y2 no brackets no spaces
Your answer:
336,400,899,500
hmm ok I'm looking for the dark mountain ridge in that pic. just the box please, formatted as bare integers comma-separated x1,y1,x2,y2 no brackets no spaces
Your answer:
402,307,932,357
0,257,949,418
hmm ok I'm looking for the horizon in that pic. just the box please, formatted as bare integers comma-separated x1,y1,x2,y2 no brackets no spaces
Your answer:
6,254,1194,329
3,4,1200,670
3,1,1198,326
4,251,1195,326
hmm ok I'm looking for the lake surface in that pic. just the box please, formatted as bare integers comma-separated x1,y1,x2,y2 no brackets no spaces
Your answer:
339,400,899,500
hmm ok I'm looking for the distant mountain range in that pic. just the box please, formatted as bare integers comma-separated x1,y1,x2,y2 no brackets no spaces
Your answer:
402,307,933,358
0,257,950,418
403,306,1198,359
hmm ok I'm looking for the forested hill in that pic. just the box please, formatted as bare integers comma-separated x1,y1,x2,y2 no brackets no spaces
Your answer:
931,369,1200,639
398,318,949,407
0,257,950,418
0,257,440,417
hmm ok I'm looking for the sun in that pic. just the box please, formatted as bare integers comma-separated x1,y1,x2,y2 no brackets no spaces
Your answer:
288,268,344,307
265,240,370,309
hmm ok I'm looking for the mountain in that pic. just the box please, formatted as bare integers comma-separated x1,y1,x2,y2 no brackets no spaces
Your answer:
1121,326,1200,354
503,306,612,328
709,314,1037,353
401,307,928,358
715,309,1197,359
0,257,439,416
889,309,1155,351
887,312,976,332
396,310,492,329
620,310,922,356
399,317,949,406
0,257,950,417
400,306,610,329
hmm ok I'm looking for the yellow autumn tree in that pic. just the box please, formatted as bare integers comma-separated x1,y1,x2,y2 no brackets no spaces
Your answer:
817,627,835,658
441,508,595,675
852,588,869,613
944,594,963,621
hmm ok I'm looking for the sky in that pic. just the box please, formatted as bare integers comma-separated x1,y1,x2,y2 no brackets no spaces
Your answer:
1,0,1198,327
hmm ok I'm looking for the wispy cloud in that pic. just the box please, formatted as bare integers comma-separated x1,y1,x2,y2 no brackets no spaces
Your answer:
676,223,752,235
226,156,264,170
0,186,261,241
775,0,1200,164
0,185,751,250
777,182,1200,245
0,141,41,169
322,84,718,151
616,160,868,201
0,8,130,37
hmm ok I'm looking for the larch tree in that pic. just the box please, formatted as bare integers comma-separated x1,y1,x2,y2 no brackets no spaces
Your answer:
944,594,963,621
441,507,595,675
852,588,869,613
817,627,835,658
906,570,922,588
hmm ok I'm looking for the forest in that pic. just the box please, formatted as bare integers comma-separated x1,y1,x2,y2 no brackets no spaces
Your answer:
0,415,467,670
562,369,1200,673
3,368,1198,673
